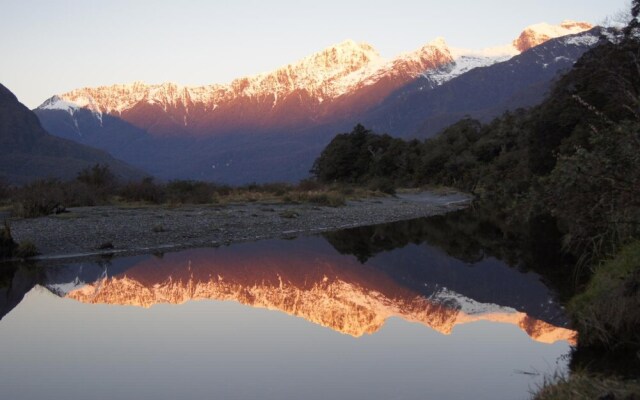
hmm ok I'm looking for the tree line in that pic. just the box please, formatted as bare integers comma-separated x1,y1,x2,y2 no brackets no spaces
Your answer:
311,20,640,361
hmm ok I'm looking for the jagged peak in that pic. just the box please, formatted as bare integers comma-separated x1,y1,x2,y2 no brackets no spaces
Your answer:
286,39,381,72
426,36,449,50
513,20,593,52
37,20,595,115
390,36,453,69
560,20,593,30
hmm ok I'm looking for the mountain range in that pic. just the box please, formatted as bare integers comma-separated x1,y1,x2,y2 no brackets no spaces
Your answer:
32,20,603,184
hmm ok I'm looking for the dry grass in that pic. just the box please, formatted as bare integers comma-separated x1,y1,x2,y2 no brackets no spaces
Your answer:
212,184,384,207
534,372,640,400
8,177,394,218
283,191,346,207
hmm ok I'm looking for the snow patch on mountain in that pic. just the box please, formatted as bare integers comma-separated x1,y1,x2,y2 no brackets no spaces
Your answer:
513,20,593,52
38,39,452,114
39,95,80,114
563,33,600,47
424,45,516,86
528,20,593,39
37,20,594,119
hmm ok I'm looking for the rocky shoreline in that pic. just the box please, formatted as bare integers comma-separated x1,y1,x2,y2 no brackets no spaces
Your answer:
5,191,470,261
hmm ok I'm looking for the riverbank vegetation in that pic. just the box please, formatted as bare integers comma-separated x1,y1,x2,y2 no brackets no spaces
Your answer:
0,165,393,219
312,8,640,397
0,222,38,259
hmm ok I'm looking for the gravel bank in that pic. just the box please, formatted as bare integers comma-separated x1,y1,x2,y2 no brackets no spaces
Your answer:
6,191,470,260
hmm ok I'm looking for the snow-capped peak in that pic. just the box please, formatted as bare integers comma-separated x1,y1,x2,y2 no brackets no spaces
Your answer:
427,36,449,51
37,19,595,120
513,20,593,52
39,95,80,113
37,38,449,115
424,20,594,86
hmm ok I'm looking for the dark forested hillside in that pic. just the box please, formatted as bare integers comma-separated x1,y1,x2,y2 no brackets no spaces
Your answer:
360,27,607,139
313,26,640,360
314,31,640,248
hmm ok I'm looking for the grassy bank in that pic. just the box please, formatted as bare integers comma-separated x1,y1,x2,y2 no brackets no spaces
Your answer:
570,241,640,351
532,242,640,399
0,165,394,219
534,373,640,400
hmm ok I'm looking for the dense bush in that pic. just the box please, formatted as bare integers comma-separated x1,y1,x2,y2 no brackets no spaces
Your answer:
0,221,17,258
310,124,412,188
570,241,640,350
77,164,116,189
14,240,39,259
119,177,165,204
282,190,346,207
12,179,66,218
0,178,9,202
166,180,218,204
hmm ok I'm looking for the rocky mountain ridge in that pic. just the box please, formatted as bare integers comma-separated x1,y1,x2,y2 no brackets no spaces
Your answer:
38,21,591,137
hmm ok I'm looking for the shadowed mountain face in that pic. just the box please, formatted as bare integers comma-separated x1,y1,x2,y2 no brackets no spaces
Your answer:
33,26,599,184
0,264,39,322
0,84,146,184
36,233,575,344
361,27,607,138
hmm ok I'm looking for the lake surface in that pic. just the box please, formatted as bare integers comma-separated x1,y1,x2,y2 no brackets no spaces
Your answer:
0,212,574,400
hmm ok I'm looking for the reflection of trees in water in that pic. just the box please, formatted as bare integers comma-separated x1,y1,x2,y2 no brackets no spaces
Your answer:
323,203,577,300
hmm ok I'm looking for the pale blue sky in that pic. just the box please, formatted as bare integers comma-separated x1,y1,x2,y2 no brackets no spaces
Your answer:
0,0,628,108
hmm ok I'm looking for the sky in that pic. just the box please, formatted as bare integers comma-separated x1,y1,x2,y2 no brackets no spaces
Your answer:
0,0,629,108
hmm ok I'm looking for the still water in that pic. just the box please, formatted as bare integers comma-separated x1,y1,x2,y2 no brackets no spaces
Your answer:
0,212,574,400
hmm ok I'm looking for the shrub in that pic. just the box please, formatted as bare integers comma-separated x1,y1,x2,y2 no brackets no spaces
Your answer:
258,182,292,196
120,177,165,204
283,190,346,207
61,181,101,207
212,184,232,197
296,178,322,192
368,178,396,195
534,372,640,400
152,224,165,233
0,178,9,202
77,164,116,188
13,179,65,218
306,192,346,207
14,241,38,259
570,241,640,350
166,180,216,204
279,209,299,219
0,221,17,258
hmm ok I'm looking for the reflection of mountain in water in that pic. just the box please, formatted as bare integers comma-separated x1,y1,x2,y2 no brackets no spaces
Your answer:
0,264,38,321
324,207,576,307
40,238,575,344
